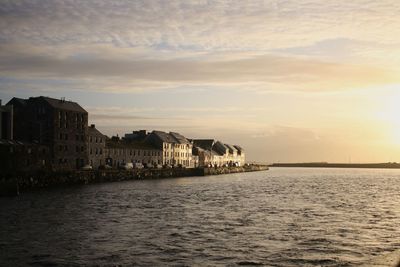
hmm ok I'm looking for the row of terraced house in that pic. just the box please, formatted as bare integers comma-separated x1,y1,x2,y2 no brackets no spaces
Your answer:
0,96,245,172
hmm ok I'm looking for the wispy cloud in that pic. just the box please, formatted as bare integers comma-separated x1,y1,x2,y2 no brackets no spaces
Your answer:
1,45,398,93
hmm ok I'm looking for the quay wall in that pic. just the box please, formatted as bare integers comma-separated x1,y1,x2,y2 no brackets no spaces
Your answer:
0,165,268,196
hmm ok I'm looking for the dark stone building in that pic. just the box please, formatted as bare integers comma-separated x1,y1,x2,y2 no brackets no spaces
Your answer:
0,139,50,174
88,124,106,169
0,100,13,140
7,96,89,170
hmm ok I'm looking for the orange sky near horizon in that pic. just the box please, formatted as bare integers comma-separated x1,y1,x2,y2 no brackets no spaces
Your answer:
1,0,400,162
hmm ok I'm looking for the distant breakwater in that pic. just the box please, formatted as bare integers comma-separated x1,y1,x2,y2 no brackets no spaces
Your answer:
0,165,268,196
271,162,400,169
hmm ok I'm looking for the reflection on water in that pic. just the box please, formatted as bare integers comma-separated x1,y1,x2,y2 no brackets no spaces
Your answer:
1,168,400,266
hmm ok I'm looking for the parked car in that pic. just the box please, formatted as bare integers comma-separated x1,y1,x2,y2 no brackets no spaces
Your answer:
81,165,92,170
134,163,144,169
119,162,133,170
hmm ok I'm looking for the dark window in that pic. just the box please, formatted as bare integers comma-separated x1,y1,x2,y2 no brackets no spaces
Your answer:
65,134,68,140
76,146,79,152
81,146,84,152
59,145,63,151
100,149,103,155
81,135,84,141
90,148,92,155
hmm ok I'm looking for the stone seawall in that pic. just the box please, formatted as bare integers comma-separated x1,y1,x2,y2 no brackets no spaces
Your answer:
0,165,268,196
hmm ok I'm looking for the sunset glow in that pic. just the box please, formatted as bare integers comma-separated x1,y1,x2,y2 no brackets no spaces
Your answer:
1,0,400,162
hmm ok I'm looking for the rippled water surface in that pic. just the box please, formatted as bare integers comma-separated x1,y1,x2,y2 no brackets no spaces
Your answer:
1,167,400,266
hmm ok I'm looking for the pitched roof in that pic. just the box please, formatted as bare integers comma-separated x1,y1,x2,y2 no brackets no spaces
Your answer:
152,130,176,143
193,139,215,150
150,130,191,144
32,96,87,113
170,132,190,144
7,97,27,107
225,144,238,154
233,145,244,152
88,125,105,137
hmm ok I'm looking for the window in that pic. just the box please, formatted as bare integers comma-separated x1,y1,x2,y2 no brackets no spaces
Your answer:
90,148,92,155
100,149,103,155
76,146,79,152
60,133,63,140
59,145,63,151
95,148,98,155
81,146,84,152
65,145,68,151
65,134,68,140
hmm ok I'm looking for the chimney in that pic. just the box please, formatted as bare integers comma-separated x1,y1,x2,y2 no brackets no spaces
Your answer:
90,124,95,128
0,99,2,106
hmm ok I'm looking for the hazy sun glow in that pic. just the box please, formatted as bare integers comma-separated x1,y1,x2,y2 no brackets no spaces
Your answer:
2,0,400,162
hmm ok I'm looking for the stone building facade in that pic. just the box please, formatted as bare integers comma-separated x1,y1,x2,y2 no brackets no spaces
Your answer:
0,139,50,173
104,136,162,168
7,96,88,170
193,139,245,167
88,124,106,169
146,130,193,167
0,100,13,140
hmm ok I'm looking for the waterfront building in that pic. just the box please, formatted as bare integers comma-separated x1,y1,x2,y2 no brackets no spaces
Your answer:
146,130,193,167
104,136,162,168
7,96,89,170
193,139,246,167
0,100,13,140
2,95,246,172
0,139,50,173
234,145,245,166
88,124,106,169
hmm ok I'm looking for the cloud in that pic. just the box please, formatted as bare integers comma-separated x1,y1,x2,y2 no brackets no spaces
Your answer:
0,44,398,93
1,1,400,94
1,0,400,49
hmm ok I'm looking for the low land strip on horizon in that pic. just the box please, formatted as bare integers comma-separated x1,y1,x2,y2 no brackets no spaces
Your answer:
271,162,400,169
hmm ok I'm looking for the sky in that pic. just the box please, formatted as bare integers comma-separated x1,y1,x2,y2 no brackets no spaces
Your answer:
1,0,400,163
